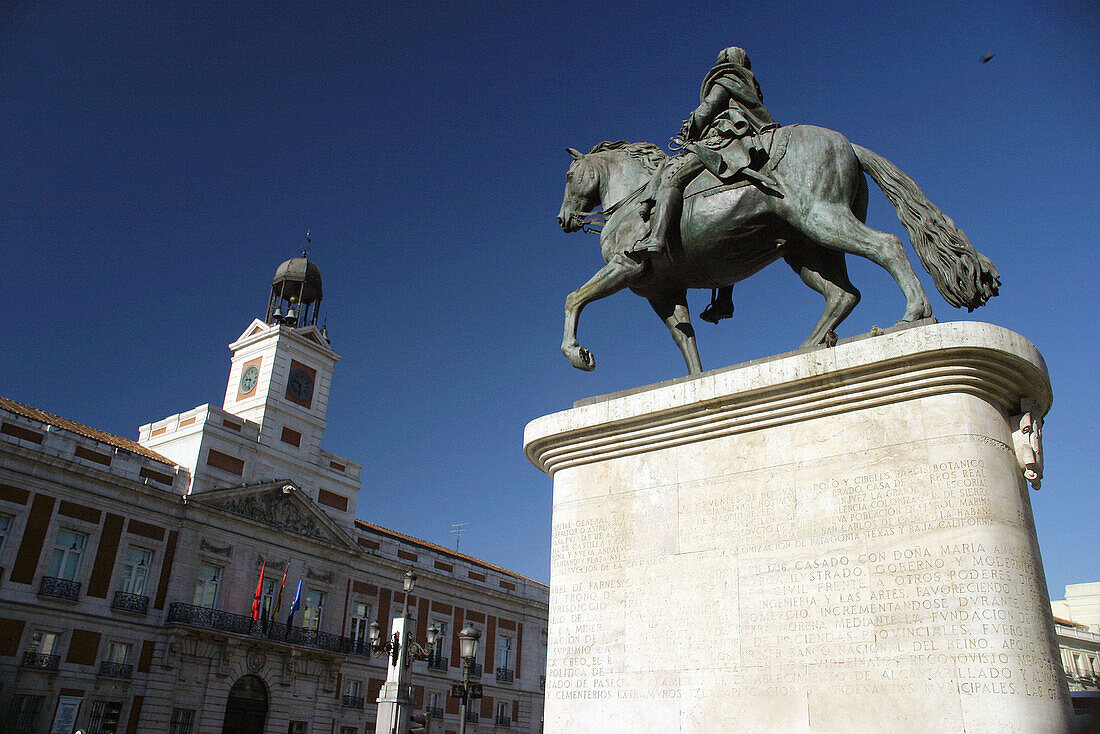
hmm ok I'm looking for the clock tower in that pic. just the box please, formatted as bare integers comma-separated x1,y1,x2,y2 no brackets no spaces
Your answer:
140,254,360,522
222,256,339,452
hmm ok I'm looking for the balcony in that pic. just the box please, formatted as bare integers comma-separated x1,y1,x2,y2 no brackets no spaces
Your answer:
426,706,444,719
20,652,60,671
166,603,361,656
111,590,150,615
38,576,80,601
341,695,364,710
469,663,483,678
427,653,449,672
495,715,512,727
98,661,133,679
465,711,479,724
496,667,514,684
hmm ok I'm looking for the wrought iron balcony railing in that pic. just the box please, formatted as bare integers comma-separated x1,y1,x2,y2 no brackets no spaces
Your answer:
111,590,150,614
426,706,445,719
341,695,364,710
496,667,514,683
346,637,371,656
427,653,449,672
20,652,60,671
495,715,512,727
98,661,133,679
465,711,479,724
38,576,80,601
165,602,363,656
469,662,483,678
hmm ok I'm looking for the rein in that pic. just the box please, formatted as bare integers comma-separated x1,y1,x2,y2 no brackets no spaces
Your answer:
577,181,649,234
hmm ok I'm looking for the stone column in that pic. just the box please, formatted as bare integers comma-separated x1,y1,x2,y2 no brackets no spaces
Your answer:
525,322,1073,734
374,616,412,734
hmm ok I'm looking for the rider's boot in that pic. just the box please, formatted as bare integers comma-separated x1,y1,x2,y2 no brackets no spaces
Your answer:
629,183,682,261
700,286,734,324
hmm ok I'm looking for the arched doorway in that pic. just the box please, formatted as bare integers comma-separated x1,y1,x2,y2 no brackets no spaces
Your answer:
222,674,268,734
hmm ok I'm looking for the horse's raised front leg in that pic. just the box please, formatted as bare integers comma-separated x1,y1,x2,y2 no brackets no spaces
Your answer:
648,289,702,375
784,241,861,348
562,253,645,371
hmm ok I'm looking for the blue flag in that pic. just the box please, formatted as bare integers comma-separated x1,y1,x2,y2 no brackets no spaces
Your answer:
286,579,302,627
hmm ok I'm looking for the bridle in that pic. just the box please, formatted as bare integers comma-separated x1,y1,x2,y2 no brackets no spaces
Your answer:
574,181,649,235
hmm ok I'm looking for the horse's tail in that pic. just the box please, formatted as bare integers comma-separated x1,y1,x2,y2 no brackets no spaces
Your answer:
852,143,1000,311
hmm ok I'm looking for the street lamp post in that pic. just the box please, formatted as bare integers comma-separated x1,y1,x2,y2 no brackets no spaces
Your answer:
368,571,441,734
452,625,482,734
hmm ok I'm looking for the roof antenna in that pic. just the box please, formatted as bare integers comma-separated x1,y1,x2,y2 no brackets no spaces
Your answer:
450,523,468,551
302,229,311,258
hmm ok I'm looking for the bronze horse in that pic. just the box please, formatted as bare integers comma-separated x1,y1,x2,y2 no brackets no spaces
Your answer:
556,125,1000,374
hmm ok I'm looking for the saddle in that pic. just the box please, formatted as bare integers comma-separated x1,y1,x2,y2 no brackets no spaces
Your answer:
684,124,796,200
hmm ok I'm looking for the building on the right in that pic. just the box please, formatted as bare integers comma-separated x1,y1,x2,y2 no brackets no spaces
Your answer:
1052,582,1100,692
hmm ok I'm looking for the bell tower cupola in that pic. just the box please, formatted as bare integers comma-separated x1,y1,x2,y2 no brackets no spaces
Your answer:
266,252,325,329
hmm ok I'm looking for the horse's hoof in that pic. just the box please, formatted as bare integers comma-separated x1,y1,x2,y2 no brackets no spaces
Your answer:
898,304,933,324
569,347,596,371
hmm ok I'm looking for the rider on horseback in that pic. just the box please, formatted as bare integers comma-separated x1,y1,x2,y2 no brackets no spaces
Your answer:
631,47,783,323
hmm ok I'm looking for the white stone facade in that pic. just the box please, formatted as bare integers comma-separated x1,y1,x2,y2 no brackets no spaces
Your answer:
1051,583,1100,693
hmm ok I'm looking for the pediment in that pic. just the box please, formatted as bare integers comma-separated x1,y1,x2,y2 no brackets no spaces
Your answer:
195,480,360,553
233,319,272,344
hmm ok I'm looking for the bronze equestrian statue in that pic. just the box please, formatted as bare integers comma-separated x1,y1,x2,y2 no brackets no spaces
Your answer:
556,46,1000,374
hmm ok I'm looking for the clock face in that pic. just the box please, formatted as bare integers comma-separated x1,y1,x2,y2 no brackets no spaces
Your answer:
287,369,314,402
239,365,259,395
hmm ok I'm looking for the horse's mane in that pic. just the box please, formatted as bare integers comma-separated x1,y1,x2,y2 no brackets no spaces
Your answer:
587,141,667,173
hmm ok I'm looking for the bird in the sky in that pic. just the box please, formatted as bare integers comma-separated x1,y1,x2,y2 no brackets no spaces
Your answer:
981,54,995,63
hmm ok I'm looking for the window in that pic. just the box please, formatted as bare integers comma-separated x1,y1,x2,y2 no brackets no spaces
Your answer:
303,590,325,631
260,577,277,620
431,619,447,658
106,640,131,664
0,513,12,554
340,728,358,734
10,694,43,734
349,601,371,651
87,700,123,734
426,691,444,717
29,629,59,656
342,679,363,709
288,722,307,734
193,563,222,607
497,635,513,670
169,708,195,734
118,546,153,596
495,701,511,726
47,529,87,580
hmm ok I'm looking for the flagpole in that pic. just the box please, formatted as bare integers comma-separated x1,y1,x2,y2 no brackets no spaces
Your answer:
270,562,289,638
252,559,267,631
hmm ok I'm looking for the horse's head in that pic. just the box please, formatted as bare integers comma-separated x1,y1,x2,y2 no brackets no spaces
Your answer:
557,147,602,233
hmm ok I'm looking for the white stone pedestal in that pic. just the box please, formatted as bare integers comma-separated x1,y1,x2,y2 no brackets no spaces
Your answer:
525,322,1073,734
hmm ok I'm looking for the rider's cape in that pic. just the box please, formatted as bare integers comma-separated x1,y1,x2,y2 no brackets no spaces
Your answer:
686,63,778,181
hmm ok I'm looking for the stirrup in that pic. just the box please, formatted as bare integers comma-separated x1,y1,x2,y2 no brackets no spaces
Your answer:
700,301,733,324
626,238,664,262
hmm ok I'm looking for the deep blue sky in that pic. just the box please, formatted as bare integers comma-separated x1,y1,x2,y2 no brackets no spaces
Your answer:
1,1,1096,593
